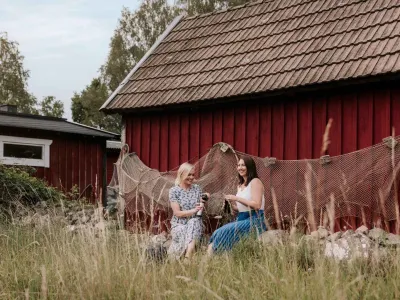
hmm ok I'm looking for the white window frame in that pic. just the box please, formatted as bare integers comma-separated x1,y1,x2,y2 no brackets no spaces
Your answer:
0,135,52,168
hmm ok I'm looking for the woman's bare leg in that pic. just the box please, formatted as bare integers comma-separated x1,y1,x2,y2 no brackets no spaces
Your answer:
207,243,214,256
185,240,196,259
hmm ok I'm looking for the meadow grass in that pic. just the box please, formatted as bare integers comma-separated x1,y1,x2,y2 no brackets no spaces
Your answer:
0,221,400,300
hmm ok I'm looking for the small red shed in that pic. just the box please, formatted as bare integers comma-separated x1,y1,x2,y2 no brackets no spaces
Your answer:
0,105,119,203
101,0,400,230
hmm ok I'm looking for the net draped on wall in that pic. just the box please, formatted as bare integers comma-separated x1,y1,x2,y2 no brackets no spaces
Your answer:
108,138,400,232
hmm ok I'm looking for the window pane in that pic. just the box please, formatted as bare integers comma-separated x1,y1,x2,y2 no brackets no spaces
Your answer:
3,143,43,159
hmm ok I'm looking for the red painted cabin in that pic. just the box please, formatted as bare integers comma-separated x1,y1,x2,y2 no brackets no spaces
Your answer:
0,105,119,203
101,0,400,232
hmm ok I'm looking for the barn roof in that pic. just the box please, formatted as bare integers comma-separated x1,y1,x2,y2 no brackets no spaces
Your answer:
0,111,119,139
102,0,400,112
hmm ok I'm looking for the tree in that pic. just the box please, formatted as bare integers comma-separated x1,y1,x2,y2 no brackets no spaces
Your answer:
0,32,38,114
40,96,64,118
181,0,251,16
75,0,252,133
100,0,251,92
71,78,120,133
101,0,180,92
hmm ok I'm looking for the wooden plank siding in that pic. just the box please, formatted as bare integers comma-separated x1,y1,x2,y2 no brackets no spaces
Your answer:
123,85,400,232
124,86,400,169
0,128,106,203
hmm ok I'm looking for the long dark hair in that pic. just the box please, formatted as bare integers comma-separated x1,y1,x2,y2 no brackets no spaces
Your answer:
238,156,259,186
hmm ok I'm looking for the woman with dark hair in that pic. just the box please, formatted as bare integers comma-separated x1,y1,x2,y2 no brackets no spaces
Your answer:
207,156,267,254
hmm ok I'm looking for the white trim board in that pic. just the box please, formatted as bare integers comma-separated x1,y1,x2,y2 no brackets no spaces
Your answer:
0,135,53,168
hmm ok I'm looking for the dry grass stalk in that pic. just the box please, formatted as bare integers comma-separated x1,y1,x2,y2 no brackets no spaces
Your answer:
41,265,47,300
378,189,390,231
280,211,285,230
327,193,335,233
305,163,317,232
320,118,333,157
323,210,329,228
361,206,367,227
391,127,400,234
270,187,282,230
316,118,333,211
319,208,323,227
304,216,311,234
289,215,304,237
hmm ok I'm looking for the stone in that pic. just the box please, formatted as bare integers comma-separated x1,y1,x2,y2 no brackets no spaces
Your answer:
385,233,400,247
259,230,288,246
327,231,342,242
80,216,89,224
325,232,371,261
150,233,168,247
317,226,329,239
341,230,355,238
368,228,387,242
95,222,106,231
355,225,369,235
163,239,172,250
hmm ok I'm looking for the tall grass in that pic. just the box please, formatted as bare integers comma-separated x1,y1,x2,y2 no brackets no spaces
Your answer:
1,220,400,299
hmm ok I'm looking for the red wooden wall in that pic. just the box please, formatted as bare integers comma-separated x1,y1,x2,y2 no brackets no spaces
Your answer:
123,83,400,232
106,151,119,184
0,128,105,202
124,85,400,169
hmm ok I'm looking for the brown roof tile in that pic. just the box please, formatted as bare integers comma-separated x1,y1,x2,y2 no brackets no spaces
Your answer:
104,0,400,111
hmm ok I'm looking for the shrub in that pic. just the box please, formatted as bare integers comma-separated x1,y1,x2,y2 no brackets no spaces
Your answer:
0,164,64,218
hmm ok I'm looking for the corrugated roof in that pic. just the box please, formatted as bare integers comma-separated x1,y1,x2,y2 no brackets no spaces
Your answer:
0,112,119,138
103,0,400,112
106,140,122,149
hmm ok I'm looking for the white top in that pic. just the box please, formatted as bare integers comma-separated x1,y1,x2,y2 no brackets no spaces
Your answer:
236,179,265,212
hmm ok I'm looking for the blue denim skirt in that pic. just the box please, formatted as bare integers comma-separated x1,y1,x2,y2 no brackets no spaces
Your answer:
209,210,267,252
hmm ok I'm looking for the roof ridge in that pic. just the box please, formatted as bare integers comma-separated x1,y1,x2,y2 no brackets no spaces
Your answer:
0,110,67,121
183,0,269,21
130,26,400,83
122,49,400,95
178,0,321,31
67,120,119,136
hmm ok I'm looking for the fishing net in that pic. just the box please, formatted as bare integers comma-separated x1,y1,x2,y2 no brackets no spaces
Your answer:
107,137,400,233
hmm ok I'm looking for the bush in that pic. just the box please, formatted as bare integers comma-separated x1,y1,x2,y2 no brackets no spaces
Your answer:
0,164,64,217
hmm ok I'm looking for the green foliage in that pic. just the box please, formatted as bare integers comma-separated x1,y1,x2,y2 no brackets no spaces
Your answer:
179,0,251,16
0,32,38,114
40,95,65,118
0,33,66,118
71,77,120,133
74,0,253,131
100,0,180,92
0,164,63,216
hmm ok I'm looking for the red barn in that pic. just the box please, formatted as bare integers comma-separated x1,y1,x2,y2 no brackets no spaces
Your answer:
101,0,400,230
0,105,119,203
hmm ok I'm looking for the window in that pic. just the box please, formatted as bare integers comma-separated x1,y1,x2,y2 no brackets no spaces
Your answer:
0,135,52,168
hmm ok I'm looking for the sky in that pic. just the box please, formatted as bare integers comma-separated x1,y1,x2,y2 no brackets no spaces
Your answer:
0,0,139,120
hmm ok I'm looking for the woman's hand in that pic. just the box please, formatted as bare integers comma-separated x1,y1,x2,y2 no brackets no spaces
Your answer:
171,202,202,218
224,194,237,202
191,204,203,214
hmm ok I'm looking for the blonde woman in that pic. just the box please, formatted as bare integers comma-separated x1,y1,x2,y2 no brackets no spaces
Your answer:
168,163,209,260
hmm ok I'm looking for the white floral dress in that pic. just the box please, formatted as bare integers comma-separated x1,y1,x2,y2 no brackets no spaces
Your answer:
168,184,203,259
